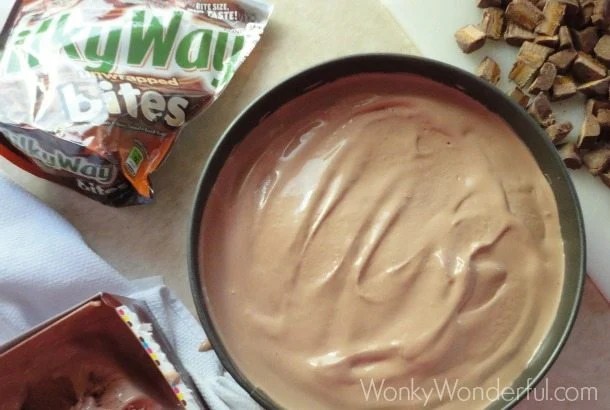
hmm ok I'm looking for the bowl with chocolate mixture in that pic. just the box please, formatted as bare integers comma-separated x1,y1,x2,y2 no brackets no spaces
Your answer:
189,54,585,409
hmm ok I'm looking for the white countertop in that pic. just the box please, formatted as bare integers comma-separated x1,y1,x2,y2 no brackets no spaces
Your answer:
0,0,608,407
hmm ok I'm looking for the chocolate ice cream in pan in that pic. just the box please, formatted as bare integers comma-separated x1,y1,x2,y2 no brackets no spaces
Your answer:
0,293,203,410
190,55,585,409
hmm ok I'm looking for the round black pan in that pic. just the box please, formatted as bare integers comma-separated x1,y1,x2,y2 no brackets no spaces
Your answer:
189,54,586,410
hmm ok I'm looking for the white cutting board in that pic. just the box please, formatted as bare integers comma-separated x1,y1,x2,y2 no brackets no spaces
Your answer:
383,0,610,299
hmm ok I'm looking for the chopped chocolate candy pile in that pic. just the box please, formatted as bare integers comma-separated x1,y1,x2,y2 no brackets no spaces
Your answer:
456,0,610,187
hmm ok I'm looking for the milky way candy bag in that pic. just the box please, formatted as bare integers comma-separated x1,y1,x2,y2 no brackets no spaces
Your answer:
0,0,271,206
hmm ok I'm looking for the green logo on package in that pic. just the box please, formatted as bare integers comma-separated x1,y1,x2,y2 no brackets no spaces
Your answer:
3,10,245,76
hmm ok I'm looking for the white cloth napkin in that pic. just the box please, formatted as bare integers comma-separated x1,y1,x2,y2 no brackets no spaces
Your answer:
0,174,261,410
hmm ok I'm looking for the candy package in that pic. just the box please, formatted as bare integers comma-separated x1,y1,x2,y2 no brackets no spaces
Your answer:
0,0,271,206
0,293,203,409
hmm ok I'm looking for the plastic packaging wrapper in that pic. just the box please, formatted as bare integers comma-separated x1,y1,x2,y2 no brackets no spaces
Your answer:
0,293,204,409
0,0,271,206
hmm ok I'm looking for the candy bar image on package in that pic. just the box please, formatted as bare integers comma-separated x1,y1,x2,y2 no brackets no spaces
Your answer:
0,0,271,206
0,293,204,409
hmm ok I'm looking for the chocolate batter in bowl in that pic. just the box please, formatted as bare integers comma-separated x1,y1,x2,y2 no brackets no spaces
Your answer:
189,55,585,410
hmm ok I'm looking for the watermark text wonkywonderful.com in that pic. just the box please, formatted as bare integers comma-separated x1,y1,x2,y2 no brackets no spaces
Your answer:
360,378,598,407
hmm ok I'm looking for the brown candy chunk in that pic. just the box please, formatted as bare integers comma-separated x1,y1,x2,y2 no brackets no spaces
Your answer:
552,75,578,99
506,0,546,30
504,22,537,45
528,92,556,126
529,61,559,93
575,3,595,28
582,146,610,174
510,60,541,87
517,41,555,66
572,52,608,82
558,25,575,48
510,87,532,107
578,114,602,148
557,0,580,16
559,143,583,168
577,76,610,97
571,26,600,53
596,108,610,128
477,57,502,84
536,0,567,35
477,0,503,7
546,121,574,143
481,8,506,40
586,98,610,115
535,34,560,47
455,25,487,53
594,34,610,66
592,0,610,27
199,340,212,352
510,41,555,86
548,48,578,73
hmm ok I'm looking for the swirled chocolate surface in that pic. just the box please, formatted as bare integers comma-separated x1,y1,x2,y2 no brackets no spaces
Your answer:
201,74,564,409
